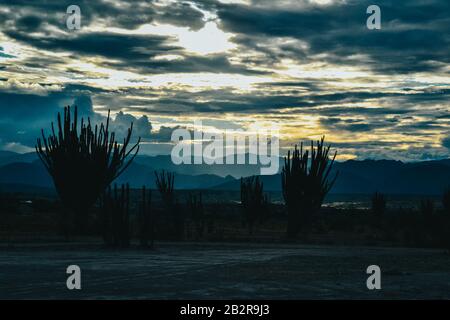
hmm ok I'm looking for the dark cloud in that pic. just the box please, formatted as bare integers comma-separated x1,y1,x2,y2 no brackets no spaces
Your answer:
396,120,447,133
15,15,43,31
132,87,445,115
155,2,205,31
1,0,206,31
103,52,269,75
0,0,268,76
217,0,450,74
442,136,450,150
0,91,71,148
4,30,177,61
0,89,150,150
320,117,374,133
4,29,264,75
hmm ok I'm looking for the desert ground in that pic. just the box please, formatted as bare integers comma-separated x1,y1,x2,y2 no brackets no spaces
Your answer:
1,242,449,299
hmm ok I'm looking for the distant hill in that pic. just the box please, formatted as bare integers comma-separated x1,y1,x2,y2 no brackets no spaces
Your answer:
0,150,18,159
0,162,53,187
213,159,450,195
0,151,449,195
0,151,38,166
112,161,234,189
0,152,272,178
133,154,280,178
0,158,234,191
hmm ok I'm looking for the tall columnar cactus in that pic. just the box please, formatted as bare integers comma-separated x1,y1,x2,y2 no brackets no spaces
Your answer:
36,106,140,231
240,176,269,235
155,170,183,240
281,136,338,238
187,192,205,240
155,170,175,207
101,183,130,247
139,186,154,248
371,192,386,216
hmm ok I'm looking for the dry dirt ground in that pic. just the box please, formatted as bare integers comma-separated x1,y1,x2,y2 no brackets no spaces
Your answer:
1,242,449,299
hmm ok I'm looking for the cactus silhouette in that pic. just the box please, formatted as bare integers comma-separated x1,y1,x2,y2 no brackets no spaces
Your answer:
187,192,205,240
101,183,130,247
281,136,337,239
139,186,154,248
154,170,184,240
155,170,175,206
240,176,268,235
36,106,140,232
371,192,386,216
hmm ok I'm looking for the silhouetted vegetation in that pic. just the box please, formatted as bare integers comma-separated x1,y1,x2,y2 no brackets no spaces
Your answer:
0,193,19,216
281,137,338,239
101,184,131,247
187,192,205,240
240,176,269,235
2,189,450,249
36,106,140,234
371,192,386,216
139,186,154,248
0,193,19,242
155,170,175,206
0,111,444,250
155,170,184,240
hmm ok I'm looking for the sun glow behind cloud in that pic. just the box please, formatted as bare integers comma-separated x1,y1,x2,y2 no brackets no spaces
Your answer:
136,22,236,55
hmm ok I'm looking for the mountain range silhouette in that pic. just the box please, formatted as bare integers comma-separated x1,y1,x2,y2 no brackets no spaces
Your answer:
1,151,449,195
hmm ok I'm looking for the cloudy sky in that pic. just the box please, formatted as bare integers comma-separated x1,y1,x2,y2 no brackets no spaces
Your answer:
0,0,449,160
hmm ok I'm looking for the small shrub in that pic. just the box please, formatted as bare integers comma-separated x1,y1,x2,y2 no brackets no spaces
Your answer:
240,176,269,235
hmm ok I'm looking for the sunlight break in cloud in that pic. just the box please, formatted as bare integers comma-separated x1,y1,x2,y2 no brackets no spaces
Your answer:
138,21,236,55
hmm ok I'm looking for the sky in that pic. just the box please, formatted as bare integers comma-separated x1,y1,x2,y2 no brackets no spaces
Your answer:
0,0,449,161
